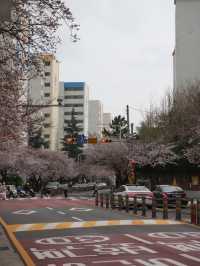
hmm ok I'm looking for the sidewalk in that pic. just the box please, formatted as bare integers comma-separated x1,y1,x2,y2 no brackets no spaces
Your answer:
0,225,24,266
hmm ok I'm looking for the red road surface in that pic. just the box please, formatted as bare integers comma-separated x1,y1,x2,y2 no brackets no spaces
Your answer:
17,231,200,266
0,198,94,211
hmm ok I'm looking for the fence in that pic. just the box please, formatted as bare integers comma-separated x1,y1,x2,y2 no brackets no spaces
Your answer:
95,192,200,226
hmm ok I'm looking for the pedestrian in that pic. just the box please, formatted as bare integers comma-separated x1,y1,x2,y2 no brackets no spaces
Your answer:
0,183,6,200
93,182,98,196
63,184,68,198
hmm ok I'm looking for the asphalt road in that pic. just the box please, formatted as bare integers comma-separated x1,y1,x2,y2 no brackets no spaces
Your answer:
0,197,200,266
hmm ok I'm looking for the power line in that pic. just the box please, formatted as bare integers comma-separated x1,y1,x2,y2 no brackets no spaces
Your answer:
129,105,152,114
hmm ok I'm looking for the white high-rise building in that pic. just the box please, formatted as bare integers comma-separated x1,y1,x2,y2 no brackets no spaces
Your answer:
173,0,200,90
103,113,112,131
59,82,89,146
88,100,103,138
29,54,60,150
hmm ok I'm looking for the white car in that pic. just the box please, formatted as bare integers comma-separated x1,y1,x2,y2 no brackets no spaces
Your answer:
113,185,153,207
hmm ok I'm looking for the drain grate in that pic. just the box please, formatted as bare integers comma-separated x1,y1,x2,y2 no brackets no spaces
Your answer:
0,246,9,251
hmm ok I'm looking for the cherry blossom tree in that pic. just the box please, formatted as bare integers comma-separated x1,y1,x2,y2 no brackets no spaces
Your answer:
15,148,78,186
83,143,129,186
0,0,79,148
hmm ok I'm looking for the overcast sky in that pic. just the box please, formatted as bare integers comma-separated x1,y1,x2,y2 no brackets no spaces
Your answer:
57,0,175,128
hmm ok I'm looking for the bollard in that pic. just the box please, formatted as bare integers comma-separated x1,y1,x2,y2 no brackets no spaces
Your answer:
106,194,109,209
190,199,197,224
100,193,104,208
125,195,129,213
152,195,157,219
176,196,182,221
95,192,99,207
133,196,137,215
110,193,113,209
118,195,122,210
197,200,200,225
111,194,115,209
163,195,168,219
142,197,146,216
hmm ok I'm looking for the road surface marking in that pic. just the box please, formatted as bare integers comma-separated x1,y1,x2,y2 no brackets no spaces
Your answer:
57,211,66,215
0,217,35,266
69,207,93,212
13,209,37,215
125,234,153,244
180,254,200,262
8,219,184,232
72,217,83,221
46,207,53,210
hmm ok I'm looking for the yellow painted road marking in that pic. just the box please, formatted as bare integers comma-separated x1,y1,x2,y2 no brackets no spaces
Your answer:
83,221,97,227
0,217,35,266
56,222,73,229
8,219,184,232
108,220,120,226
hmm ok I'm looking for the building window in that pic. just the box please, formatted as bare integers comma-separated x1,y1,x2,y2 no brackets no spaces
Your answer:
64,95,84,99
64,127,83,132
44,93,50,97
44,61,50,66
64,104,83,107
45,82,50,87
64,88,83,91
65,119,83,123
44,123,50,128
44,113,50,118
45,72,50,76
64,112,83,115
44,134,50,138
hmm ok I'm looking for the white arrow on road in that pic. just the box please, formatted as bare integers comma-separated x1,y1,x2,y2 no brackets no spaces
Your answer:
13,209,37,215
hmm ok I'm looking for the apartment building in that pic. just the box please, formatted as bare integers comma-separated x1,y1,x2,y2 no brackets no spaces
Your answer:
88,100,103,138
59,82,89,145
103,113,112,131
173,0,200,90
29,54,60,150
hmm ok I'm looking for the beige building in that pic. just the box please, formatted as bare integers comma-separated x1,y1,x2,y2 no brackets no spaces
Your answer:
103,113,112,131
29,54,60,150
88,100,103,138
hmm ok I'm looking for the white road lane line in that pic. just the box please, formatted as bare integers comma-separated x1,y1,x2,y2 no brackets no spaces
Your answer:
46,207,53,210
72,217,83,222
125,234,153,244
57,211,66,215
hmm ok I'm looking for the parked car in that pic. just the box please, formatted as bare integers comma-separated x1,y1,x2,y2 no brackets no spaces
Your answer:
6,185,18,198
44,182,68,195
153,185,187,207
113,185,153,207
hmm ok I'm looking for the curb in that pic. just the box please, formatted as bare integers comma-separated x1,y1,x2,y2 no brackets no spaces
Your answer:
0,217,35,266
9,219,184,232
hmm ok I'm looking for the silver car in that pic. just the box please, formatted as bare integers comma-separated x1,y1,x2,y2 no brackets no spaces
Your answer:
113,185,153,207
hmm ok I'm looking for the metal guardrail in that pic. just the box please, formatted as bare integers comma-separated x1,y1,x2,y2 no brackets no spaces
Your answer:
95,192,200,225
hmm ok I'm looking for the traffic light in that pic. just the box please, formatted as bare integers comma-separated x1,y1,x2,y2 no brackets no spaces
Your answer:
65,137,76,144
88,137,97,144
100,138,112,143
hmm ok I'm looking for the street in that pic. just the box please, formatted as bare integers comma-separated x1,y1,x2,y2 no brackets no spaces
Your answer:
0,197,200,266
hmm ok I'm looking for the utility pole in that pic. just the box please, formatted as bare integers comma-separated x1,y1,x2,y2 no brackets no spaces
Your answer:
131,123,134,135
126,105,130,135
